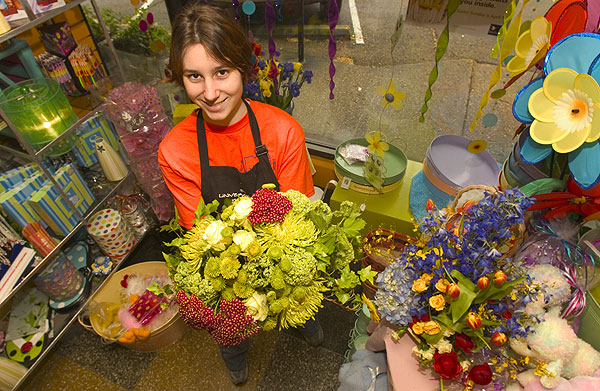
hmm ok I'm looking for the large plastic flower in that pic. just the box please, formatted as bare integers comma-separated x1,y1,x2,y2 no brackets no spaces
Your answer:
507,16,551,76
512,33,600,189
376,80,405,110
365,131,389,157
528,68,600,153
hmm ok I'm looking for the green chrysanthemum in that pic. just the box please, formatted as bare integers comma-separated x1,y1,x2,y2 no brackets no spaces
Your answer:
179,217,214,266
254,211,317,251
221,287,236,301
279,283,325,329
245,241,263,259
220,257,241,279
281,249,316,286
233,281,255,298
261,317,278,331
204,257,221,278
209,276,227,291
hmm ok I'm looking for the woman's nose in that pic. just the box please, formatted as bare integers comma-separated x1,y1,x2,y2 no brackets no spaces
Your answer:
203,79,219,101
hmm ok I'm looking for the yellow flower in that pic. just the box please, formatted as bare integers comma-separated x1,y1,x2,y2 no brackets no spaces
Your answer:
412,278,429,293
528,68,600,153
467,140,487,154
429,294,446,311
421,273,433,283
412,322,424,335
435,279,450,293
423,321,441,335
293,62,302,73
259,79,273,98
376,80,406,110
365,131,389,157
507,16,551,76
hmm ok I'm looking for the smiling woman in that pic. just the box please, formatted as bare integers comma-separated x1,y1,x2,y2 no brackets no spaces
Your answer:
157,3,319,385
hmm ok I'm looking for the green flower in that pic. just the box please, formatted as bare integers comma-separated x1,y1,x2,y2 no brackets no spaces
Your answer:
261,317,278,331
204,257,221,278
221,288,236,301
233,281,255,298
220,257,241,279
267,246,284,260
209,276,226,291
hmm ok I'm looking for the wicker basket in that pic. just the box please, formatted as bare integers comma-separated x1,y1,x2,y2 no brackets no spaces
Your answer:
81,261,187,352
361,229,414,299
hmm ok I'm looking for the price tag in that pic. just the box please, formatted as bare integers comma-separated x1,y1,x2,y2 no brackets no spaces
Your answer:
341,177,352,189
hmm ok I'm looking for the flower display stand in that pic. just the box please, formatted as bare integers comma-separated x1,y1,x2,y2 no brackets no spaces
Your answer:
329,160,423,236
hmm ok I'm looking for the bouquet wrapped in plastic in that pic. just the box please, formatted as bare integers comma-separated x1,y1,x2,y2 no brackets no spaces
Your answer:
162,186,372,346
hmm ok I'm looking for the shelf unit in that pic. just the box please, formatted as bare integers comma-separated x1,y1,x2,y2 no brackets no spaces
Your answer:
0,1,136,388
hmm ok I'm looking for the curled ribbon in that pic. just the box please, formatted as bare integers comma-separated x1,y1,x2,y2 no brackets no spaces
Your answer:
531,220,595,319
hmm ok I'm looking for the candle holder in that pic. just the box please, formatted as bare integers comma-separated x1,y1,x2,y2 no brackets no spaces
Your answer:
0,78,78,156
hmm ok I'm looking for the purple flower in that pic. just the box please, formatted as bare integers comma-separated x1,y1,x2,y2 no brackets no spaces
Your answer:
282,62,294,79
288,81,300,97
243,82,262,100
303,70,313,83
258,59,266,70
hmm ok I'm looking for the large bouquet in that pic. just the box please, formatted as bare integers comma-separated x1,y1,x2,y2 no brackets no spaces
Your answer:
162,187,370,346
374,188,535,389
243,42,314,111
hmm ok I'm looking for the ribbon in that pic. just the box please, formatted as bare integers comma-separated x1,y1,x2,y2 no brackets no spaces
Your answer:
328,0,339,100
531,220,595,319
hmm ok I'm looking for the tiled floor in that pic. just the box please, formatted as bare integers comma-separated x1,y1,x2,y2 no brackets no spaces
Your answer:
17,228,358,391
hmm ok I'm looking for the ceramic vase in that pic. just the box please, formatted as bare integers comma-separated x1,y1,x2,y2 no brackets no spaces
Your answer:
95,136,128,181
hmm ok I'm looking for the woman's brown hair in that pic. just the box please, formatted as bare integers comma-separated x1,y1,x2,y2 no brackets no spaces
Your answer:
168,3,253,86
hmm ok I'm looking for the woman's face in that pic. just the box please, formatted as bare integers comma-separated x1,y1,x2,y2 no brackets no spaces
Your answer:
182,43,246,127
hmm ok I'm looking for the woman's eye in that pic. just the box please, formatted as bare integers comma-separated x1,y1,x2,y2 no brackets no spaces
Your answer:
188,73,202,81
217,69,229,77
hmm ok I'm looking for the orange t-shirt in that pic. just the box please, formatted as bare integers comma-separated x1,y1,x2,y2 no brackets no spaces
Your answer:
158,100,314,229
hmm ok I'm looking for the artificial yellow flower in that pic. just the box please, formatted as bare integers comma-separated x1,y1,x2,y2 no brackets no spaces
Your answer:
467,139,487,154
420,273,433,283
506,16,552,76
412,322,425,335
365,131,389,157
293,62,302,73
435,278,450,293
376,80,406,110
528,68,600,153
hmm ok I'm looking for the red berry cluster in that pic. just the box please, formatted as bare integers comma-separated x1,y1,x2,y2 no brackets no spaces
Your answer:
248,188,292,226
176,290,215,330
210,298,259,346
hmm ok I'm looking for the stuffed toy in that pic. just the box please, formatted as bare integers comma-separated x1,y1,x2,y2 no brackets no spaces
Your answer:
507,264,600,390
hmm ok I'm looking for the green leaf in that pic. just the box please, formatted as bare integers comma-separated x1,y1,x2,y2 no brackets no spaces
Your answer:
343,216,366,238
520,178,565,197
147,282,163,296
451,269,476,291
336,266,360,289
358,265,378,285
451,282,477,324
335,291,351,304
474,277,524,304
308,209,328,232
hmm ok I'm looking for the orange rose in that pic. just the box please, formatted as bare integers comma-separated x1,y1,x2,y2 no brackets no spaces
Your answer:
423,321,441,335
412,278,429,293
421,273,433,283
412,322,425,335
436,279,450,293
429,294,446,311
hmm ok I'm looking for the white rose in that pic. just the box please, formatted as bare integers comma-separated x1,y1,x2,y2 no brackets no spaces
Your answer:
233,230,255,252
231,198,253,222
243,292,268,321
434,338,453,354
203,220,228,247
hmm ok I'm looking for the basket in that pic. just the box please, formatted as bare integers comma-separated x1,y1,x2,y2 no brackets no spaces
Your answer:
361,229,414,299
81,261,187,352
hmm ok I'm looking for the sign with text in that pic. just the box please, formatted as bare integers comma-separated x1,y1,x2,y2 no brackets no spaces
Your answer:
451,0,509,36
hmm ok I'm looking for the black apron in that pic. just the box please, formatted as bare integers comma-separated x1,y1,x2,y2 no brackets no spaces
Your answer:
197,100,280,204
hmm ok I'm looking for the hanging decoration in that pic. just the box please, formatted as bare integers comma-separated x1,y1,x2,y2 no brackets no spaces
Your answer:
328,0,339,100
469,0,529,131
232,0,241,21
490,0,517,59
418,0,461,122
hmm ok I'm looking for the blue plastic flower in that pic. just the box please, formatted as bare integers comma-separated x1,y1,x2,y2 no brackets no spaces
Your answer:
512,33,600,189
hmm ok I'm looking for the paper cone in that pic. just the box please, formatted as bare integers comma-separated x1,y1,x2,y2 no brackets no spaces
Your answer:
95,136,128,181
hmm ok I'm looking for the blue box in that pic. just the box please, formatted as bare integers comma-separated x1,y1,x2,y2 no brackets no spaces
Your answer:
72,113,119,168
0,163,40,193
0,173,48,229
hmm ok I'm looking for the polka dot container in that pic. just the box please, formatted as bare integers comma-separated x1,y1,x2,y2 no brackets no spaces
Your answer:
87,209,135,260
33,255,83,301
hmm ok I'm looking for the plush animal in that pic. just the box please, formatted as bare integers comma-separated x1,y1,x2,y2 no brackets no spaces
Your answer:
507,264,600,390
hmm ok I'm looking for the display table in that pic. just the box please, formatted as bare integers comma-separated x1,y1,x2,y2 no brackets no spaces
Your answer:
329,160,422,236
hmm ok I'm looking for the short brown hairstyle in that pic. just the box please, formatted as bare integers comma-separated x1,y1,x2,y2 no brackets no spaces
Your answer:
168,3,253,86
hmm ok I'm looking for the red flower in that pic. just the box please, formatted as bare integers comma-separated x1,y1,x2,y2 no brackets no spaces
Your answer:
502,310,512,320
20,341,33,353
468,363,493,385
252,42,261,57
432,352,463,380
454,333,475,354
420,314,430,322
